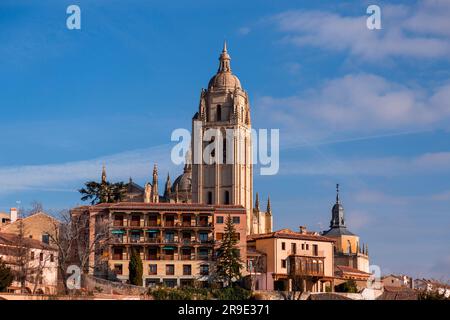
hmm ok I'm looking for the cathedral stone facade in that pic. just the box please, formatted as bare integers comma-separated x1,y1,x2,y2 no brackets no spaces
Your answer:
109,43,272,235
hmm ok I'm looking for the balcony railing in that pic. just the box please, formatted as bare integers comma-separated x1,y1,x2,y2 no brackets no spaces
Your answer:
288,255,325,277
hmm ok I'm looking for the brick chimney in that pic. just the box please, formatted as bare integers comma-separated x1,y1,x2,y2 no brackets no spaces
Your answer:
10,208,18,223
299,226,307,234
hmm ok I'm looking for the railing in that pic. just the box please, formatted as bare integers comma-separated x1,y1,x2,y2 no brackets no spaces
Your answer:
287,255,325,277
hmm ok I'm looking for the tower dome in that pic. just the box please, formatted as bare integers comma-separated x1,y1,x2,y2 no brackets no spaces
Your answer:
207,41,242,90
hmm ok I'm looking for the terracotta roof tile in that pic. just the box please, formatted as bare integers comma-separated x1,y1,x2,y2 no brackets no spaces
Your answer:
247,228,335,243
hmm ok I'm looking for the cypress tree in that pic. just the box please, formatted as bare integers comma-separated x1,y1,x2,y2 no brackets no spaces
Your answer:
128,248,143,286
214,214,243,287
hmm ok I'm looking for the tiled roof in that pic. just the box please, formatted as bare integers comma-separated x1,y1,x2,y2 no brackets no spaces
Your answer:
336,265,371,276
247,228,336,243
377,286,418,300
0,232,56,251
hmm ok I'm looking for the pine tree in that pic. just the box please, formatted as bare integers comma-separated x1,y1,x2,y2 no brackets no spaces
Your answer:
214,214,243,287
128,248,143,286
0,259,13,292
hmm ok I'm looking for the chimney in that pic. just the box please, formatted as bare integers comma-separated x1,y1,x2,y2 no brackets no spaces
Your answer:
299,226,307,234
10,208,18,223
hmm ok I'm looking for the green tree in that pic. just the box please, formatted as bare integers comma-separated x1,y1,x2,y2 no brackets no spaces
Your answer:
79,181,128,205
213,214,243,287
129,248,143,286
335,279,358,293
0,259,13,292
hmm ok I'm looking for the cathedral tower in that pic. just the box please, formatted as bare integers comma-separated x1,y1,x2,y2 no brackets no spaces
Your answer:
191,42,253,233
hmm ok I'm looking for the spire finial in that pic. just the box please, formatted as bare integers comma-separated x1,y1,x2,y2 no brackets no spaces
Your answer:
255,192,260,210
336,183,340,204
218,41,231,73
266,195,271,214
101,164,107,184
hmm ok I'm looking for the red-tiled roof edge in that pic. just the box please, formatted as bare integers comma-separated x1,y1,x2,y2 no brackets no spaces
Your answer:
247,228,336,242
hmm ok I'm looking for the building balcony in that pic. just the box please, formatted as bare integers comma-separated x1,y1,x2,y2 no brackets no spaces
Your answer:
288,255,325,277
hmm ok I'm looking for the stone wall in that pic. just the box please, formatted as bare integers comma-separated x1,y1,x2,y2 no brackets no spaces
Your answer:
82,274,147,296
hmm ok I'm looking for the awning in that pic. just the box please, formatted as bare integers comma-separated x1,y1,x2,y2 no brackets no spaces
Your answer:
163,246,176,250
111,230,125,234
146,230,159,233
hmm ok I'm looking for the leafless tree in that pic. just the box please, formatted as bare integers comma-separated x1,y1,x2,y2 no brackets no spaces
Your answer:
11,220,54,294
47,209,111,294
14,219,32,292
248,254,265,291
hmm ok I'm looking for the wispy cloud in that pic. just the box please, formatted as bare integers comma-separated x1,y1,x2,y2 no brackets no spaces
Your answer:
270,1,450,61
0,144,177,195
257,73,450,142
280,151,450,176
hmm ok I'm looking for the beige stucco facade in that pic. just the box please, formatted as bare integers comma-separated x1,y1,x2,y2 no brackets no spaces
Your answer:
247,228,335,292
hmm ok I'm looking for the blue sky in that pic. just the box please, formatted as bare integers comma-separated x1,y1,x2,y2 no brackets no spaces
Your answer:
0,0,449,280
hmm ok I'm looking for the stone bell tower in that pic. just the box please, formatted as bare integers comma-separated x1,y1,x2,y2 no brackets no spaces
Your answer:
191,42,253,234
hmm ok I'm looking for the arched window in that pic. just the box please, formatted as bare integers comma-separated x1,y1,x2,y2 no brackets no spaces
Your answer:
224,191,230,204
217,105,222,121
223,136,227,164
207,192,213,205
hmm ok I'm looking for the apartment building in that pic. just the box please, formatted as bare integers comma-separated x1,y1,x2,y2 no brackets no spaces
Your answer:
71,202,247,288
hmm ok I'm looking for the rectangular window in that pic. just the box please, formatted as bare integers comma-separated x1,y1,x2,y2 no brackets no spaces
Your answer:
130,215,141,227
30,251,35,260
149,264,157,275
281,242,286,250
183,264,192,276
216,216,224,224
306,244,309,250
163,279,176,288
165,216,175,227
165,232,175,242
148,248,158,260
198,249,209,260
42,234,50,244
233,232,240,241
200,264,209,276
113,248,123,260
313,244,318,256
166,264,175,275
291,243,297,254
232,216,240,224
114,215,124,227
281,259,287,268
207,192,213,205
302,243,305,250
199,232,208,242
131,231,140,243
216,232,224,241
114,264,123,275
148,215,158,226
39,252,44,261
50,254,54,262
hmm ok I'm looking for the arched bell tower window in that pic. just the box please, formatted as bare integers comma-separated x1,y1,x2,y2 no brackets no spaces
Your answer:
224,191,230,204
207,192,213,205
223,136,227,164
217,105,222,121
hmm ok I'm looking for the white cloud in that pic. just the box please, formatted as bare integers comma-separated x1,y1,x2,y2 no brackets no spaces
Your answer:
271,1,450,61
346,210,374,230
431,190,450,201
257,73,450,141
0,144,177,195
279,151,450,176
